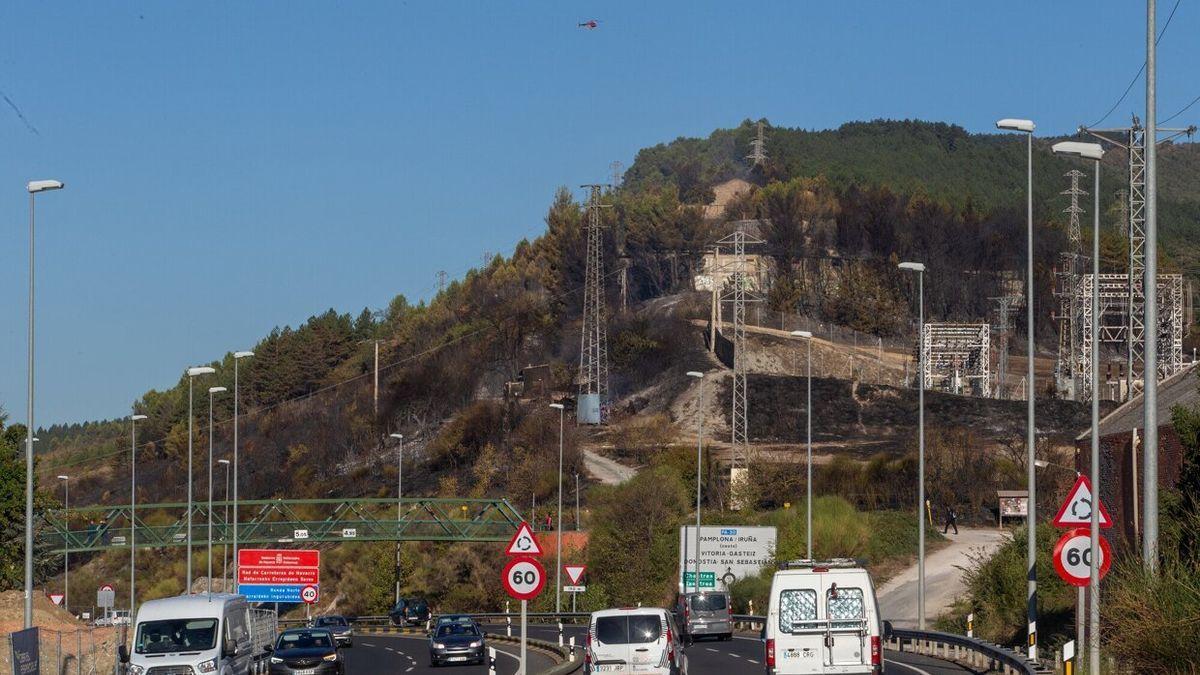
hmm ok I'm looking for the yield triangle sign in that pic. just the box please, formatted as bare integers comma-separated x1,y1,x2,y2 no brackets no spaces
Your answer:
564,565,586,585
1052,475,1113,528
48,593,64,606
504,522,543,556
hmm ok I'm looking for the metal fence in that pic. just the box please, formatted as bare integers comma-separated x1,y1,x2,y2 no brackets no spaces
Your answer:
0,627,119,675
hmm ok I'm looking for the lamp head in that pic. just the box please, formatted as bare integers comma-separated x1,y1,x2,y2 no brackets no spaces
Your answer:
1052,141,1104,161
790,330,813,339
27,179,65,193
234,351,255,359
187,366,216,377
1034,459,1049,469
996,118,1035,133
549,403,565,410
131,414,148,421
208,386,227,395
686,371,704,379
217,459,231,466
57,475,69,481
389,433,404,440
898,262,926,272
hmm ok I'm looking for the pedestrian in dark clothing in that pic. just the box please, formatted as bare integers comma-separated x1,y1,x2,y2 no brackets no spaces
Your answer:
943,506,958,535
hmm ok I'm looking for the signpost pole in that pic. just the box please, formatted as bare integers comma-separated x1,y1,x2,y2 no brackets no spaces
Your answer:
519,599,527,675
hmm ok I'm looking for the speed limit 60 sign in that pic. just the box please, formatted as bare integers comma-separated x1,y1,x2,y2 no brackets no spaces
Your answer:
502,556,546,601
1053,528,1112,587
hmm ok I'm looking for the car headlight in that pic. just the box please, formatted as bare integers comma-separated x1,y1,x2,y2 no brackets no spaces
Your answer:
323,653,339,662
128,666,145,675
433,642,446,649
469,640,482,648
197,658,218,673
270,657,283,664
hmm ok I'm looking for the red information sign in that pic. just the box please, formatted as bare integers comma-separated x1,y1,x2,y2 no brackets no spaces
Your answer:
237,549,320,585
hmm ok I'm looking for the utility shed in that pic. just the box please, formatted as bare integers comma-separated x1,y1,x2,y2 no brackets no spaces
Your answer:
1075,362,1198,550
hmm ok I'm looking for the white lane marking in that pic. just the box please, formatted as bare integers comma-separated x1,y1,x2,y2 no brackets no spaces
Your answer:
747,659,760,664
406,668,414,672
728,653,741,659
706,648,719,653
361,642,376,647
886,658,936,675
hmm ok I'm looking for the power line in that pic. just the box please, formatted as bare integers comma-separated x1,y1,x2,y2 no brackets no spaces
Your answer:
1162,92,1200,125
1088,0,1184,128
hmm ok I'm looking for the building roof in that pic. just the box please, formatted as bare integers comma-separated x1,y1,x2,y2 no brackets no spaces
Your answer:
1076,363,1200,441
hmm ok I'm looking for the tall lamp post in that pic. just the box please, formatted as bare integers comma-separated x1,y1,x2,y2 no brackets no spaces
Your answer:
389,433,404,604
997,116,1039,660
789,331,814,558
232,350,253,592
24,178,64,628
1052,140,1104,675
550,403,566,612
130,413,147,613
898,261,927,629
685,371,705,592
57,474,69,613
217,458,231,591
207,386,227,595
185,366,216,593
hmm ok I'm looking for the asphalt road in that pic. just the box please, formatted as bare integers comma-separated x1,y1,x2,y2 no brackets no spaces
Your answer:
475,623,977,675
345,632,556,675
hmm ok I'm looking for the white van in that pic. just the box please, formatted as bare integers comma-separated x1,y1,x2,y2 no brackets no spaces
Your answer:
764,559,886,675
586,607,687,675
120,594,277,675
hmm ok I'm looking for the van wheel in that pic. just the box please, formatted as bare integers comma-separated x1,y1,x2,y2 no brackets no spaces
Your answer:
721,634,732,641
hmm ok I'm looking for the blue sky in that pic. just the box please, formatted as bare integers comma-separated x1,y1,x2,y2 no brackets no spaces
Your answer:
2,1,1197,424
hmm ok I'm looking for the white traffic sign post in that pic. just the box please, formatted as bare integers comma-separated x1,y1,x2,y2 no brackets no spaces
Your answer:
503,523,545,675
564,564,586,611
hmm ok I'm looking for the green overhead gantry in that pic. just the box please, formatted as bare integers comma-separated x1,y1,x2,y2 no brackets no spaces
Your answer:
38,497,525,554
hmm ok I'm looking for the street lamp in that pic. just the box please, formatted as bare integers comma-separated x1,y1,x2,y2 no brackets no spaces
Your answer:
185,366,216,592
217,459,231,591
24,178,64,628
898,260,927,629
389,432,404,604
232,350,253,592
130,413,147,614
685,371,705,593
790,331,815,558
550,403,566,612
997,116,1039,660
207,386,227,595
1052,139,1104,675
574,472,581,531
57,474,69,613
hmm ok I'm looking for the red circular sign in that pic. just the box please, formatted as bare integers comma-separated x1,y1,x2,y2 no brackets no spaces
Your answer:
1052,528,1112,587
502,556,546,601
300,585,319,604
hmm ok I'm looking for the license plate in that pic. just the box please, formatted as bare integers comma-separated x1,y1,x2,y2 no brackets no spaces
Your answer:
295,670,316,675
448,656,468,662
593,666,623,672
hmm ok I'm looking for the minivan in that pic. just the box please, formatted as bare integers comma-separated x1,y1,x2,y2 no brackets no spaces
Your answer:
764,559,886,675
586,608,687,675
120,594,277,675
674,591,733,642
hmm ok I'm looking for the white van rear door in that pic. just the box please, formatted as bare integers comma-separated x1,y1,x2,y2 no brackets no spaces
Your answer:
592,616,632,673
823,583,868,667
774,587,824,674
626,614,666,671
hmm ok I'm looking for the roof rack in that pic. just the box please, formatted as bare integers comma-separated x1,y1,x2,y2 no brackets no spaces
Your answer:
778,558,866,570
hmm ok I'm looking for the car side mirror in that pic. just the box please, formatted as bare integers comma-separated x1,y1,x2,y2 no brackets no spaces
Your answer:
117,645,129,663
223,641,238,658
882,621,894,639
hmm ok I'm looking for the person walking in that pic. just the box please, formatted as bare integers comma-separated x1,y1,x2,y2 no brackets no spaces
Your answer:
943,504,958,535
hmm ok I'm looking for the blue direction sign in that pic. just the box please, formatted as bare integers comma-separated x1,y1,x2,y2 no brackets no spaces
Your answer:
238,584,318,603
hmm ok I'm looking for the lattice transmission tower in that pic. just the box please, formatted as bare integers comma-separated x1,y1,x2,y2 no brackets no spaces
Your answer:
578,184,612,424
1054,170,1086,399
991,295,1021,398
1080,116,1195,397
716,221,764,469
747,121,767,166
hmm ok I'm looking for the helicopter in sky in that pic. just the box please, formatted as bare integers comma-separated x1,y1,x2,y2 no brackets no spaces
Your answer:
577,19,600,30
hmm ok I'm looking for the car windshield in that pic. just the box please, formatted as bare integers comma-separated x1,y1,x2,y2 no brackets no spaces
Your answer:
436,624,479,638
690,594,728,611
409,600,428,611
135,618,219,654
595,615,661,645
277,631,333,650
438,616,474,625
315,617,347,627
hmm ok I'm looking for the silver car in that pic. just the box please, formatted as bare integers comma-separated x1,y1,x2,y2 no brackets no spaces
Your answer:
313,615,353,647
676,591,732,641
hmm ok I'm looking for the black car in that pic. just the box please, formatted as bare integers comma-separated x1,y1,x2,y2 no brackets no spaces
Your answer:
312,615,353,647
390,598,431,627
428,621,486,666
268,628,344,675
